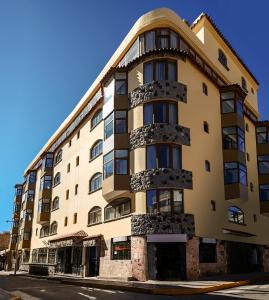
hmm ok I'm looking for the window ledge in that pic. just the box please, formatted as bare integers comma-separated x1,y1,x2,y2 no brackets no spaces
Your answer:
104,214,131,224
87,222,102,227
89,152,103,163
53,182,61,188
51,208,59,212
88,187,102,195
49,233,58,236
54,159,62,167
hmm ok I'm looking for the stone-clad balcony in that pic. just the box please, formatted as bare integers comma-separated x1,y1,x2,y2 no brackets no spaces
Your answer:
130,123,190,150
131,213,195,236
130,168,192,192
129,80,187,109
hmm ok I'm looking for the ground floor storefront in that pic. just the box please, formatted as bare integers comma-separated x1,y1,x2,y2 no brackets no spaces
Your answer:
25,231,269,281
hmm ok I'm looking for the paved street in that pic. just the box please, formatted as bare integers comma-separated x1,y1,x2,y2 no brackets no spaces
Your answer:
0,274,269,299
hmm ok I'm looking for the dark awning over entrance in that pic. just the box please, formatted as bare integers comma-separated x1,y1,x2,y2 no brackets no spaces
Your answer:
49,230,88,248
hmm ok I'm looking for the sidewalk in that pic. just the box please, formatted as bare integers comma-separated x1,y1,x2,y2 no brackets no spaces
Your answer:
5,271,269,296
0,288,20,300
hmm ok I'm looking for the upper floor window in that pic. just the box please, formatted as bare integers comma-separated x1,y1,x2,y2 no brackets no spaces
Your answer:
76,156,80,166
258,156,269,174
15,186,23,196
228,206,244,224
77,130,80,139
115,73,127,95
103,150,129,179
104,198,131,221
67,163,70,173
223,127,245,152
115,111,127,134
52,197,59,211
146,189,183,214
75,184,78,195
104,113,113,139
146,144,181,170
42,153,53,169
66,189,69,200
224,162,247,185
64,217,68,226
73,213,77,224
91,109,103,129
22,190,35,203
50,221,57,234
40,175,52,191
26,171,36,184
260,185,269,201
218,49,228,69
221,92,243,116
88,206,102,225
38,199,50,213
203,121,209,133
205,160,211,172
144,60,177,84
202,83,208,95
144,102,177,125
55,149,63,165
90,140,103,160
90,173,102,192
241,77,247,91
53,172,61,186
256,126,268,144
40,226,49,238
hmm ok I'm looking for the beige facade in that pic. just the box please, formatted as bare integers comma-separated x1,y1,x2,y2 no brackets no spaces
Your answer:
8,8,269,280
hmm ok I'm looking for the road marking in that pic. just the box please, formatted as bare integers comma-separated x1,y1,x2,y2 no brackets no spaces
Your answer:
80,287,117,294
12,291,40,300
78,292,97,299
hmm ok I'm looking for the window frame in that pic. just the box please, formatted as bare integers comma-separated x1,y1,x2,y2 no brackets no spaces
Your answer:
104,112,114,140
222,126,245,152
259,184,269,201
51,197,59,211
103,149,129,179
114,110,128,134
54,149,63,165
50,222,58,235
218,49,229,70
258,155,269,175
228,206,244,225
89,172,102,193
111,238,131,260
91,109,103,130
143,59,178,84
224,162,247,185
115,72,127,95
90,140,103,161
53,172,61,187
104,198,131,222
88,206,102,226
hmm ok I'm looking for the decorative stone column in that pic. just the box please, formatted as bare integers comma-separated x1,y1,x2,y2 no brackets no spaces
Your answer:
186,236,200,280
131,236,148,281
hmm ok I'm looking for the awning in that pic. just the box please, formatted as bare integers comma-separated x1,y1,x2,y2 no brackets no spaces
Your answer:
222,228,256,237
82,234,102,247
49,230,88,247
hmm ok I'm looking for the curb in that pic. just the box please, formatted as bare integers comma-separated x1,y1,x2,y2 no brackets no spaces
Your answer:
11,273,269,296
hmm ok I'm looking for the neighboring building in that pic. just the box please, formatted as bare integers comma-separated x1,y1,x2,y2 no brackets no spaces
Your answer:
0,231,10,270
8,8,269,280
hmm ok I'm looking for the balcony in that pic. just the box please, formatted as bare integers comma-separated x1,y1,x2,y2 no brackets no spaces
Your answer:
130,123,190,150
102,174,130,200
130,168,192,192
13,212,20,220
37,212,50,224
223,149,246,165
18,240,31,249
224,183,248,201
22,200,34,211
129,80,187,109
14,195,22,204
12,227,18,235
131,213,195,235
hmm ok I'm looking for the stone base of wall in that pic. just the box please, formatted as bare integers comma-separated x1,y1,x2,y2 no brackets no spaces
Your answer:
262,246,269,272
131,236,147,281
99,239,132,279
29,264,55,276
186,237,200,280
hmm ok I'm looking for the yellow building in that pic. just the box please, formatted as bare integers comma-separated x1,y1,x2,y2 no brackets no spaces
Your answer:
8,8,269,280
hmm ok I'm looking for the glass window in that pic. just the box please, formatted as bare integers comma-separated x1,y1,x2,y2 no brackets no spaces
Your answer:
112,239,131,260
115,73,127,95
103,151,114,179
27,172,36,184
144,60,177,84
258,156,269,174
40,175,52,191
115,111,127,134
88,207,102,225
104,113,114,139
104,199,131,221
91,109,103,129
50,222,57,234
256,126,267,144
55,149,62,164
38,199,50,213
146,144,181,169
40,226,49,238
224,162,247,185
53,172,61,186
218,49,228,68
202,83,208,95
242,77,247,91
145,31,155,52
115,150,128,175
144,102,177,125
90,140,103,160
15,187,23,196
146,189,183,214
43,153,53,169
52,197,59,211
228,206,244,224
156,29,169,48
260,185,269,201
90,173,102,192
223,127,245,152
205,160,211,172
170,30,178,48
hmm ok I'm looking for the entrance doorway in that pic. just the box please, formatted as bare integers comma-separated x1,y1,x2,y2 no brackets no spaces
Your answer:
148,242,186,280
87,246,100,277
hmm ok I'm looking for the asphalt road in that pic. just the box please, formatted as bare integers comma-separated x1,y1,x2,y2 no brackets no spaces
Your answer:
0,275,269,300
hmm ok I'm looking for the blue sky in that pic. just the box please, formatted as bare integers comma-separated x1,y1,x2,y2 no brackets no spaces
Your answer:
0,0,268,232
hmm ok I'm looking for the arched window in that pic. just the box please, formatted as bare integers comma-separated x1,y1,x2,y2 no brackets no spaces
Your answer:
55,149,63,164
50,221,58,235
90,173,102,192
90,140,103,160
228,206,244,224
91,109,103,129
104,198,131,221
52,197,59,211
40,226,49,238
88,206,102,225
53,172,61,186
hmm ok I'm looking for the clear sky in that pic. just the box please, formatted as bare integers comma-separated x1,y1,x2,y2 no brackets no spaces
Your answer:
0,0,269,232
